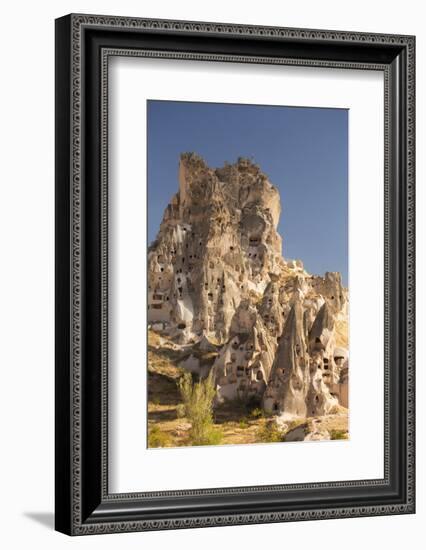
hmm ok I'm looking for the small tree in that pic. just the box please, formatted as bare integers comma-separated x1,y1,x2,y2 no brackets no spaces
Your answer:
178,371,221,445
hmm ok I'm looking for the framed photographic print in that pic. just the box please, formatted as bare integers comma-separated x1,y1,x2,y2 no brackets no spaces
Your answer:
55,14,416,535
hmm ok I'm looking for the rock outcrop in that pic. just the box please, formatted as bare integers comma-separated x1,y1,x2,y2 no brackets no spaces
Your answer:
148,153,349,418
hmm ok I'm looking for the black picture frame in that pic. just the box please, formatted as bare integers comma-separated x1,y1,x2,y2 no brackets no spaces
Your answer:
55,13,416,536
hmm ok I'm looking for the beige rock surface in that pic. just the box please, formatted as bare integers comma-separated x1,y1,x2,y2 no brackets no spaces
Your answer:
148,153,349,418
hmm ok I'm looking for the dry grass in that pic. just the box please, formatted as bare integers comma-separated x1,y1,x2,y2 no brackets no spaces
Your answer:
148,407,349,448
311,412,349,436
148,397,271,447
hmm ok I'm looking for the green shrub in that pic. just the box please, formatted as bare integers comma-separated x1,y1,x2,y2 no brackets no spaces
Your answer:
330,429,348,440
202,426,224,446
238,419,250,429
148,425,172,448
178,371,221,446
250,407,263,419
256,421,283,443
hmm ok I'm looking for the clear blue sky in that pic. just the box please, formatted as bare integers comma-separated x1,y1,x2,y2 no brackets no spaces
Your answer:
147,100,348,285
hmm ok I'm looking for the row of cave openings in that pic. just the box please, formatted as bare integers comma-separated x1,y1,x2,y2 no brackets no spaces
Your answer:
227,339,265,383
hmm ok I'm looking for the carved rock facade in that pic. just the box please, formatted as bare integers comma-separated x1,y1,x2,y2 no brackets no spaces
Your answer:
148,153,349,418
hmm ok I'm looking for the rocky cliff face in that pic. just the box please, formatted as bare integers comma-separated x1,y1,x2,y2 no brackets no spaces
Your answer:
148,153,349,418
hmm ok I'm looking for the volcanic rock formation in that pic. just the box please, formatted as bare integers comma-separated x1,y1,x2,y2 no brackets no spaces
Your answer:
148,153,349,418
